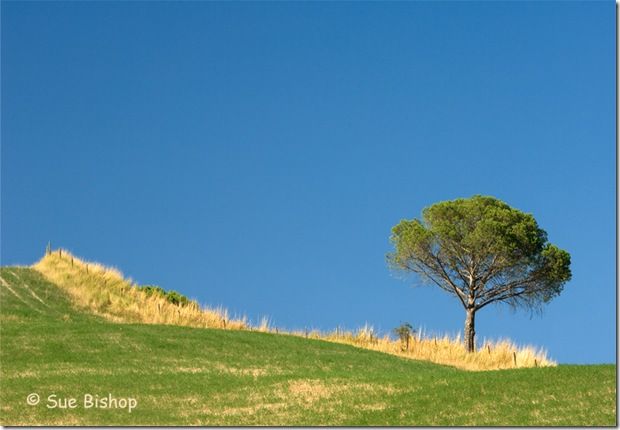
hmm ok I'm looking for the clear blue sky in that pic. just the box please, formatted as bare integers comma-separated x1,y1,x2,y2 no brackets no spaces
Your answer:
1,1,615,364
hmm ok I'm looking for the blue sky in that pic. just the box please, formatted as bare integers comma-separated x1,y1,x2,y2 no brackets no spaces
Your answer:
1,1,615,364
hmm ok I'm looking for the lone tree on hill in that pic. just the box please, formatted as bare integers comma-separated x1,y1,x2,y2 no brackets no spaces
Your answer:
388,195,571,353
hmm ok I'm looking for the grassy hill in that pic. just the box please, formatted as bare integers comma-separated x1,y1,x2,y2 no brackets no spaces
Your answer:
33,250,555,371
0,266,616,425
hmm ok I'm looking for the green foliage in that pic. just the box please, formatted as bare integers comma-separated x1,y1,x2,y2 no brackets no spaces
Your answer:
164,290,189,306
388,195,572,312
138,285,166,297
137,285,191,307
0,267,614,425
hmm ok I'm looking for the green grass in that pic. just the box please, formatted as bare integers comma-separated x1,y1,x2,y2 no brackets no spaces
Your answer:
1,267,616,425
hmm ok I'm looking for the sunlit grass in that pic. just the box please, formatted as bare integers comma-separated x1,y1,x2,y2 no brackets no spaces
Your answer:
34,250,248,330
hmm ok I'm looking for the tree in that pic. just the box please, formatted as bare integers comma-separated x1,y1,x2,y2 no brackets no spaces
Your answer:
388,195,571,353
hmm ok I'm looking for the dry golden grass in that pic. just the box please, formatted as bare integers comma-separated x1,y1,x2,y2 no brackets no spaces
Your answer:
34,250,247,330
313,324,556,371
33,249,555,371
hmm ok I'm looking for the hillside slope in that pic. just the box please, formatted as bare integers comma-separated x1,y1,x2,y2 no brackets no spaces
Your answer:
33,250,554,371
0,267,616,425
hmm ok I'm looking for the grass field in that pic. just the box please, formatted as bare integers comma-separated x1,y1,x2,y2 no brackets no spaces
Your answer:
0,266,616,425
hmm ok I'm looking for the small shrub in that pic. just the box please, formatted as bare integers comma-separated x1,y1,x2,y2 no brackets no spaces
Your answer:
136,285,190,307
393,322,414,351
165,290,190,307
138,285,166,297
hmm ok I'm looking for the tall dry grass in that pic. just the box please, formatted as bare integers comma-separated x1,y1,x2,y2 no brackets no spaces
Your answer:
34,249,247,330
33,249,555,371
297,324,556,371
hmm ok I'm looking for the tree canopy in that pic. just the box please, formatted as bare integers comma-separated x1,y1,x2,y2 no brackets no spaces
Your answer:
388,195,571,351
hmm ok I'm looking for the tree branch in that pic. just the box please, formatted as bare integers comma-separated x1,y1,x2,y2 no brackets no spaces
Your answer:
432,255,467,308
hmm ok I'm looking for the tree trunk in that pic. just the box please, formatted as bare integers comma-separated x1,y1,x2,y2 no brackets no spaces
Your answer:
464,308,476,353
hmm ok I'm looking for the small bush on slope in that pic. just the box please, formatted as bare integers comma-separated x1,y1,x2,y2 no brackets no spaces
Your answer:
137,285,195,307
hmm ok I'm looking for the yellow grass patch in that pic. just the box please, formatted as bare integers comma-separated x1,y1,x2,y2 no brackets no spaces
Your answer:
34,250,247,331
315,324,556,371
287,379,333,403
